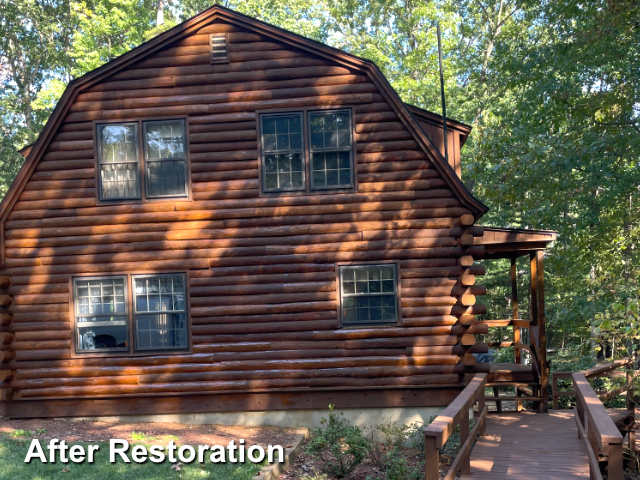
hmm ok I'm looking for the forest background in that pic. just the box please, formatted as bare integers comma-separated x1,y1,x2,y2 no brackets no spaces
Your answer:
1,0,639,366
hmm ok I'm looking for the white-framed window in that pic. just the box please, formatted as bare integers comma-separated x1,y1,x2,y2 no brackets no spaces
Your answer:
339,264,399,327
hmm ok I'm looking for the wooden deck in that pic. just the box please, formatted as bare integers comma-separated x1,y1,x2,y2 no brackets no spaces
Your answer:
466,411,590,479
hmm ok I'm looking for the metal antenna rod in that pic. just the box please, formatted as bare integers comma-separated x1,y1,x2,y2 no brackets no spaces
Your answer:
436,22,448,163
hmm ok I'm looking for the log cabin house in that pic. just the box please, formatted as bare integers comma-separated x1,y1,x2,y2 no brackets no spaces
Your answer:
0,5,556,421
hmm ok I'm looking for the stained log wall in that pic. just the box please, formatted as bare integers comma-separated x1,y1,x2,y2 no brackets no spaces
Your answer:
0,19,485,412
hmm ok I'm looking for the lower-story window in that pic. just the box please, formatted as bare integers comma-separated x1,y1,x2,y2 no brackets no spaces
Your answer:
339,264,399,327
75,276,129,353
133,274,188,351
73,273,189,355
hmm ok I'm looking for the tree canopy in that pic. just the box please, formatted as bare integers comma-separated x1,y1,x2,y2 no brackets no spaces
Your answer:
1,0,638,359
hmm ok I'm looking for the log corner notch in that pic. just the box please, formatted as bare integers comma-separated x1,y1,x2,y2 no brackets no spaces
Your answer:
451,216,485,372
0,276,14,387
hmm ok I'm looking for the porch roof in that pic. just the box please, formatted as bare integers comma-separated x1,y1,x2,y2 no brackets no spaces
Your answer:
478,226,557,259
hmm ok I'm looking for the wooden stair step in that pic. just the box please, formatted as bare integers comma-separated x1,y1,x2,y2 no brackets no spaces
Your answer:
607,408,635,425
486,382,539,387
485,396,545,402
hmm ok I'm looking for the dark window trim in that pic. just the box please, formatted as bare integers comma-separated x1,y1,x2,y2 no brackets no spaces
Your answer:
73,275,130,354
209,33,230,64
69,271,192,358
335,261,402,328
256,106,358,197
131,272,190,353
308,109,354,191
259,111,306,194
93,116,192,205
142,119,190,200
96,122,142,201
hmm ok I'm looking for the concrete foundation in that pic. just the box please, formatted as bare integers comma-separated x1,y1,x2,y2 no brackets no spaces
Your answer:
70,406,446,431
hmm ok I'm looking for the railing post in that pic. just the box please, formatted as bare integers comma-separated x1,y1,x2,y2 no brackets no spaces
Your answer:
460,407,471,475
553,375,559,410
608,442,623,480
424,434,440,480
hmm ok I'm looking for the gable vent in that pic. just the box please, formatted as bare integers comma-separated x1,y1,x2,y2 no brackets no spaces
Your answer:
209,34,229,63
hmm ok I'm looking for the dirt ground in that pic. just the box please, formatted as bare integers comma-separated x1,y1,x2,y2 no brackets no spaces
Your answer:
0,416,304,451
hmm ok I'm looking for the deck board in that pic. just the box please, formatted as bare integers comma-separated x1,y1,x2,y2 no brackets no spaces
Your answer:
466,411,589,479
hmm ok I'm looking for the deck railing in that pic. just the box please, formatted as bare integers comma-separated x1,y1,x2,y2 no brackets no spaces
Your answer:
553,357,634,409
423,373,488,480
573,372,625,480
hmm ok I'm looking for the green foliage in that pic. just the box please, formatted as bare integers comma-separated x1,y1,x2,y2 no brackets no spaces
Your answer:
306,404,370,478
366,423,423,480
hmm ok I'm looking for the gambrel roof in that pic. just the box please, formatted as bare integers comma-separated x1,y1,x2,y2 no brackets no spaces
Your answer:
0,4,488,230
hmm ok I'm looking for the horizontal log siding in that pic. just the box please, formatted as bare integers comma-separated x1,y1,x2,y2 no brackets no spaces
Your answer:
0,20,485,403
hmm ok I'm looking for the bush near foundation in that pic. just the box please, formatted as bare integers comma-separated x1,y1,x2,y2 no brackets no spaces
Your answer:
305,405,369,478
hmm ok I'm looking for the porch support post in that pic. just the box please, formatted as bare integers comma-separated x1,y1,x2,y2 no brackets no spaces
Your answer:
511,256,523,411
531,250,548,413
511,257,521,364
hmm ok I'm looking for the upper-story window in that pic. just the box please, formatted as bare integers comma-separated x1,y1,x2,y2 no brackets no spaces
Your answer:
97,119,188,202
259,109,354,194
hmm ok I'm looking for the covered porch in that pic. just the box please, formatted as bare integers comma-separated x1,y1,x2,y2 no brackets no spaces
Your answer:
475,227,557,412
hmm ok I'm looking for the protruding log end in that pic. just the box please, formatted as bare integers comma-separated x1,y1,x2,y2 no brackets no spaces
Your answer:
0,388,13,401
460,294,476,306
462,354,477,366
0,333,13,345
0,370,12,382
459,314,476,326
0,351,13,363
458,255,474,267
457,234,475,246
467,323,488,335
458,214,474,226
0,277,10,288
0,295,12,307
460,334,476,346
0,314,10,325
458,274,476,286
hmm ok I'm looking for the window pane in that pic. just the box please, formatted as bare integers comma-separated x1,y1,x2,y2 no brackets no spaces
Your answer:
309,111,351,150
76,278,126,315
145,122,185,160
134,275,185,313
261,115,302,153
263,154,304,190
341,265,397,326
100,163,140,199
311,152,352,189
146,159,187,197
134,274,187,351
77,318,128,352
135,313,188,351
75,276,128,353
99,124,137,163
